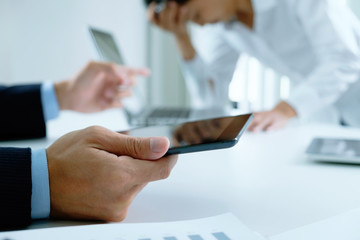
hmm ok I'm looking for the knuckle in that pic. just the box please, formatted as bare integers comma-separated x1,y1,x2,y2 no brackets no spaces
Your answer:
105,201,130,222
86,126,103,135
119,170,133,185
114,213,127,222
83,126,104,141
108,63,118,72
106,209,128,222
126,137,143,157
88,60,97,68
114,209,128,222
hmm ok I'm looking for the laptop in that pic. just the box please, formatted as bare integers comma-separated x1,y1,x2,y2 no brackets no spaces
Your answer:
88,26,227,126
306,137,360,164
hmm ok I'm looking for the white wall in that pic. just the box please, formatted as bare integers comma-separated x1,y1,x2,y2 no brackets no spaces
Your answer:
0,2,14,83
0,0,148,93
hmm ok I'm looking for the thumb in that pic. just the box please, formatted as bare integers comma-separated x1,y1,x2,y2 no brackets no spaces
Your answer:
118,135,170,160
90,127,170,160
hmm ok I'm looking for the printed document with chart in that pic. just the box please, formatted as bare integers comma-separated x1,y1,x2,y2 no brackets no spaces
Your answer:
0,213,266,240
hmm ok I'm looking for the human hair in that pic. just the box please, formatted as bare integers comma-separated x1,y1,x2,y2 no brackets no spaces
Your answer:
144,0,189,7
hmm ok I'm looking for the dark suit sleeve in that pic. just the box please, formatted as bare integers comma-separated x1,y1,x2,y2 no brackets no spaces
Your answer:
0,85,46,140
0,147,32,229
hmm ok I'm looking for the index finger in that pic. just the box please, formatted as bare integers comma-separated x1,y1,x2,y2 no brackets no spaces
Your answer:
113,66,151,86
247,113,263,131
124,155,178,184
178,6,189,24
250,116,272,133
89,62,128,85
148,2,159,24
121,67,151,77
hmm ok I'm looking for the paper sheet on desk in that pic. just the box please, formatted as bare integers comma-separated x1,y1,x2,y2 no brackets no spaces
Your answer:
271,208,360,240
0,213,266,240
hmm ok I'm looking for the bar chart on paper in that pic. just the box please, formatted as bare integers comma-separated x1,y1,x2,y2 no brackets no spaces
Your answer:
0,213,266,240
139,232,231,240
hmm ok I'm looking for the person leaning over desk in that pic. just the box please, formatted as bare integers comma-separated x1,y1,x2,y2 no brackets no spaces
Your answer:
0,61,178,229
145,0,360,131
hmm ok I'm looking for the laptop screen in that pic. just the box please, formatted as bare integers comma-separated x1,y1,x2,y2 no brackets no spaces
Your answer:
88,26,145,117
89,27,124,65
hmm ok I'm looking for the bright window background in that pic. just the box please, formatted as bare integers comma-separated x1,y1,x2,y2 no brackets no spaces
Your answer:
229,0,359,112
0,0,359,111
229,56,291,112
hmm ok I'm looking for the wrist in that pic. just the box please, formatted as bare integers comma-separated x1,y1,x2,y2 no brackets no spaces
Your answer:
54,81,72,111
174,30,190,41
275,101,297,119
175,33,196,61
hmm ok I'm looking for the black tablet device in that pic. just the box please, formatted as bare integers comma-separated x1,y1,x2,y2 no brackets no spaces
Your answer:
121,113,253,155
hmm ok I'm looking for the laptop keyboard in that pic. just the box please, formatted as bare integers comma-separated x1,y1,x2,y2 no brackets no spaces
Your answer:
134,108,191,126
130,107,228,126
148,108,191,119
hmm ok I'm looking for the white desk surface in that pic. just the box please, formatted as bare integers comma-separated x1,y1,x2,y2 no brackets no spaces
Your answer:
2,109,360,238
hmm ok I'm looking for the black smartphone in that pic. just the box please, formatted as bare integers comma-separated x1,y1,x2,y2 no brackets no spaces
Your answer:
120,114,253,155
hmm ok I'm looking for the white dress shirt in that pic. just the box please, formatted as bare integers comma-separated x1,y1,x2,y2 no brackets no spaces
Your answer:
182,0,360,122
335,80,360,127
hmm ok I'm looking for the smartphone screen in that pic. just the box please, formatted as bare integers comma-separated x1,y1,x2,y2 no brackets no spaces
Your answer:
120,114,253,155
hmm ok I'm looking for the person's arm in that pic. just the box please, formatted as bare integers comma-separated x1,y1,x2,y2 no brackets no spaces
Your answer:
180,30,240,108
0,147,51,227
248,101,297,132
0,85,46,140
148,2,240,108
248,0,360,132
0,62,149,141
0,147,32,228
287,0,360,121
53,62,150,113
0,127,177,228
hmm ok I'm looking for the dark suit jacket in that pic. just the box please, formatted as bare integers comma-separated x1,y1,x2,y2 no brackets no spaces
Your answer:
0,85,46,140
0,84,47,229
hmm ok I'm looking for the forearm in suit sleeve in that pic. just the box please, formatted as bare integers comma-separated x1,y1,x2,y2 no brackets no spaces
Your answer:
0,147,32,229
0,84,46,140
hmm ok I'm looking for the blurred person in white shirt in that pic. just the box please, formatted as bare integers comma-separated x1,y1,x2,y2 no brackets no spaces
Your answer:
145,0,360,131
